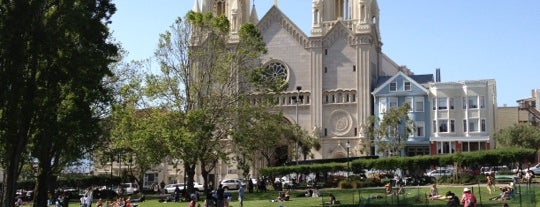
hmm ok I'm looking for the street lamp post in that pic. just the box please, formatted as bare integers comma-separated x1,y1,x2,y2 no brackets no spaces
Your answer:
346,140,350,178
293,86,303,165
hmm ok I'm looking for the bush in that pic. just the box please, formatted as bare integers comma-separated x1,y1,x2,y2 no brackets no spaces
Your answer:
338,180,353,189
359,178,380,187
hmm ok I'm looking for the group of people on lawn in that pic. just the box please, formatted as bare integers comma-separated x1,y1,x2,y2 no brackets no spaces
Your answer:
381,180,513,207
424,182,513,206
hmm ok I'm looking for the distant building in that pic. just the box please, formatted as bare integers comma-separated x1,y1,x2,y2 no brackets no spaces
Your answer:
516,89,540,126
496,106,529,131
427,80,497,154
372,72,434,156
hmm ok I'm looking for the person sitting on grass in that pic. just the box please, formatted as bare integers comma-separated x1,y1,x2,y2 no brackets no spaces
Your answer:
491,182,515,201
445,191,460,207
276,191,288,201
429,184,443,200
329,193,336,205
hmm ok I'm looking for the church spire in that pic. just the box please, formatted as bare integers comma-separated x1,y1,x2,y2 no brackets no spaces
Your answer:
311,0,381,36
192,0,200,12
250,0,259,24
201,0,211,13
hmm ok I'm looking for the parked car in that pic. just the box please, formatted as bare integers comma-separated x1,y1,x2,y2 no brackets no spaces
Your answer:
220,179,244,190
426,169,453,178
193,182,204,191
164,183,185,194
117,183,139,195
513,163,540,175
480,165,509,175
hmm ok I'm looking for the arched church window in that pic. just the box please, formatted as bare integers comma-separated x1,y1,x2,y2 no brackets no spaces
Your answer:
216,0,225,16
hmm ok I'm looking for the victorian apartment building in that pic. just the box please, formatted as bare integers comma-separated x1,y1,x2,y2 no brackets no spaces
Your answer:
372,71,497,157
93,0,499,189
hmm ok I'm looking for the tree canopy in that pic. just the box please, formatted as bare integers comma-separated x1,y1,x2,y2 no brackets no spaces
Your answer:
494,124,540,151
0,0,119,206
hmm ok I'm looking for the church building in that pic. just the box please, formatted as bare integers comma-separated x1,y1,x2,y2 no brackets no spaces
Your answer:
192,0,412,161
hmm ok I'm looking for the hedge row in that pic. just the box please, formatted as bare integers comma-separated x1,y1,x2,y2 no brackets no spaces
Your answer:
260,148,536,177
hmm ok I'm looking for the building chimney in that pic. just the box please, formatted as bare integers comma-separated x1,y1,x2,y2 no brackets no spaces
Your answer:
435,68,441,82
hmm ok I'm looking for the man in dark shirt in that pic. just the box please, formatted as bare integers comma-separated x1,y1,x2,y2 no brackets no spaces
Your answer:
216,184,225,207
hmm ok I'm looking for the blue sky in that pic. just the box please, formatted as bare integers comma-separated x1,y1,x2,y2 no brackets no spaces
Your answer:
109,0,540,107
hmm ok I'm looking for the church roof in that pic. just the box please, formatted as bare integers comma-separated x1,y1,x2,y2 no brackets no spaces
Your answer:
257,6,310,48
375,74,433,88
373,72,433,95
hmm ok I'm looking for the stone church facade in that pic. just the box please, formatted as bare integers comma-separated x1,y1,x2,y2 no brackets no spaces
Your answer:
186,0,410,183
248,0,409,160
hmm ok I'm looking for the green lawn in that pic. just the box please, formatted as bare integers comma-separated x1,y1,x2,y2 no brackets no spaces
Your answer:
53,184,538,207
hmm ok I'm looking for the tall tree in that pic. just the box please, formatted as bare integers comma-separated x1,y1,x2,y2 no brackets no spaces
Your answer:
146,11,280,194
0,1,118,206
373,104,414,157
494,124,540,152
105,59,172,189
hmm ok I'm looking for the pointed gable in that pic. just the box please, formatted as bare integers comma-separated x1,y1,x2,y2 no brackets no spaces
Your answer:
372,71,433,96
321,21,355,48
257,6,310,48
250,3,259,24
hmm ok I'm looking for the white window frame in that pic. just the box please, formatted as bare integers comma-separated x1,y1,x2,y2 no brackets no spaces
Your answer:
437,97,448,110
389,97,398,109
469,118,479,132
379,98,387,114
438,119,448,133
415,121,425,137
480,96,485,108
468,96,478,109
404,81,411,91
390,82,397,92
405,97,413,112
415,97,424,112
481,119,486,132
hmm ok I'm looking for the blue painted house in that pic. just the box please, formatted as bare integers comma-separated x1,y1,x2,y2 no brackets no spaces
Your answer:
372,72,434,157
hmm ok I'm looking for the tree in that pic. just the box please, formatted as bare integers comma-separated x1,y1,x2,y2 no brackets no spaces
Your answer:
373,104,414,157
0,1,118,206
146,11,275,194
494,124,540,153
103,59,175,189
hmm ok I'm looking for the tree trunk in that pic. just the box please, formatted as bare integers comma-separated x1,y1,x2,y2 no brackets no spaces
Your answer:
2,152,22,207
33,163,53,207
185,163,197,200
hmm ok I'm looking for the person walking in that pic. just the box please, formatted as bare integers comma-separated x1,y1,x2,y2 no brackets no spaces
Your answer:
238,184,245,207
461,187,477,207
216,184,225,207
486,173,495,194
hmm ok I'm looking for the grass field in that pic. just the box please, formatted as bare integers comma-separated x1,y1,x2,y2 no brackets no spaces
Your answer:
52,184,538,207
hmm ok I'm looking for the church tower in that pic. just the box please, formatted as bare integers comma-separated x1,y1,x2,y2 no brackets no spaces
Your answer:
192,0,256,35
312,0,380,37
309,0,383,158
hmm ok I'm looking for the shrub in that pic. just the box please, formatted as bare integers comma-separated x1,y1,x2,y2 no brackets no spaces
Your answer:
338,180,353,189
